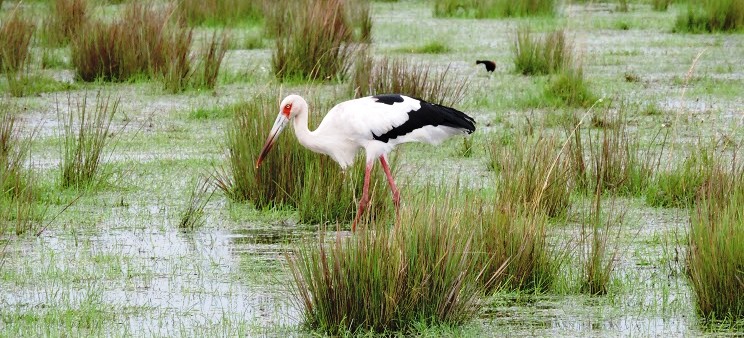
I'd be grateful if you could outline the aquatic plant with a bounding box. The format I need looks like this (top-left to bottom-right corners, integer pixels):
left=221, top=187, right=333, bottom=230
left=271, top=0, right=364, bottom=82
left=652, top=0, right=674, bottom=11
left=645, top=145, right=715, bottom=208
left=434, top=0, right=555, bottom=18
left=0, top=103, right=42, bottom=235
left=675, top=0, right=744, bottom=33
left=543, top=67, right=596, bottom=108
left=566, top=109, right=658, bottom=196
left=59, top=92, right=119, bottom=189
left=0, top=7, right=35, bottom=74
left=177, top=0, right=264, bottom=26
left=287, top=189, right=494, bottom=334
left=41, top=0, right=90, bottom=47
left=488, top=134, right=573, bottom=218
left=513, top=27, right=572, bottom=76
left=688, top=157, right=744, bottom=320
left=579, top=187, right=624, bottom=295
left=191, top=31, right=230, bottom=91
left=178, top=177, right=214, bottom=230
left=351, top=51, right=468, bottom=107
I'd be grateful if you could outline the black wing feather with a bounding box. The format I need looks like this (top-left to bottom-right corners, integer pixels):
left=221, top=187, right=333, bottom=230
left=372, top=97, right=475, bottom=143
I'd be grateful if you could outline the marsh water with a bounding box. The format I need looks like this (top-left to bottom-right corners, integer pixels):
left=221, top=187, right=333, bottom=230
left=2, top=0, right=744, bottom=336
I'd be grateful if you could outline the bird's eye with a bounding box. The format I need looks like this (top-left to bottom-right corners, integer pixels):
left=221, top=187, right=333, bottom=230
left=285, top=104, right=291, bottom=109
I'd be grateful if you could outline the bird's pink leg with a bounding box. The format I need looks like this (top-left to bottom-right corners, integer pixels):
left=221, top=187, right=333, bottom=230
left=379, top=156, right=400, bottom=226
left=352, top=162, right=373, bottom=232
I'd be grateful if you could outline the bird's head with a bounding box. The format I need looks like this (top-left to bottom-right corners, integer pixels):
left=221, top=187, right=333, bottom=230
left=255, top=95, right=307, bottom=168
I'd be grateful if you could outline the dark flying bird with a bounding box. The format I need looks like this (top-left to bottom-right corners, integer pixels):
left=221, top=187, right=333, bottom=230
left=256, top=94, right=476, bottom=231
left=476, top=60, right=496, bottom=72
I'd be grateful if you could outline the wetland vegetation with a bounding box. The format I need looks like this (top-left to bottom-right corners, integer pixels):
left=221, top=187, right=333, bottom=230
left=1, top=0, right=743, bottom=336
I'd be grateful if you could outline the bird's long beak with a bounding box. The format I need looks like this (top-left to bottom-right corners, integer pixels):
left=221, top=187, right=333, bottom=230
left=256, top=114, right=289, bottom=168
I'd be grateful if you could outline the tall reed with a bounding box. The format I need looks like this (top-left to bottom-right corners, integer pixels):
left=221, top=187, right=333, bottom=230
left=566, top=110, right=657, bottom=196
left=513, top=27, right=572, bottom=76
left=489, top=134, right=573, bottom=218
left=475, top=205, right=557, bottom=292
left=0, top=7, right=35, bottom=74
left=688, top=156, right=744, bottom=319
left=287, top=189, right=493, bottom=334
left=191, top=31, right=229, bottom=90
left=351, top=51, right=469, bottom=107
left=71, top=2, right=211, bottom=91
left=271, top=0, right=359, bottom=82
left=675, top=0, right=744, bottom=33
left=178, top=177, right=214, bottom=230
left=1, top=104, right=41, bottom=235
left=646, top=145, right=714, bottom=208
left=59, top=93, right=119, bottom=189
left=42, top=0, right=90, bottom=46
left=579, top=186, right=623, bottom=295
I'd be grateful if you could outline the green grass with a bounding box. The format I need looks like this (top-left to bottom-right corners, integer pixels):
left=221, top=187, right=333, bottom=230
left=434, top=0, right=555, bottom=18
left=674, top=0, right=744, bottom=33
left=59, top=93, right=119, bottom=189
left=70, top=2, right=225, bottom=92
left=542, top=67, right=597, bottom=108
left=0, top=7, right=35, bottom=89
left=0, top=103, right=45, bottom=236
left=513, top=27, right=572, bottom=76
left=270, top=0, right=363, bottom=82
left=645, top=145, right=715, bottom=208
left=41, top=0, right=89, bottom=47
left=688, top=162, right=744, bottom=320
left=177, top=0, right=264, bottom=26
left=287, top=189, right=492, bottom=334
left=398, top=41, right=452, bottom=54
left=579, top=190, right=623, bottom=295
left=489, top=134, right=573, bottom=218
left=566, top=109, right=656, bottom=196
left=178, top=177, right=214, bottom=230
left=652, top=0, right=674, bottom=11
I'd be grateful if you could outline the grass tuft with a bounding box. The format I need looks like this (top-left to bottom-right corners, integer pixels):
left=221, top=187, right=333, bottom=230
left=59, top=93, right=119, bottom=189
left=687, top=155, right=744, bottom=320
left=566, top=110, right=657, bottom=196
left=287, top=189, right=492, bottom=334
left=652, top=0, right=673, bottom=11
left=178, top=177, right=214, bottom=230
left=543, top=67, right=596, bottom=108
left=579, top=188, right=623, bottom=295
left=270, top=0, right=365, bottom=82
left=674, top=0, right=744, bottom=33
left=513, top=27, right=572, bottom=76
left=646, top=145, right=714, bottom=208
left=351, top=51, right=468, bottom=107
left=70, top=2, right=223, bottom=92
left=0, top=7, right=35, bottom=74
left=1, top=103, right=42, bottom=235
left=177, top=0, right=264, bottom=26
left=42, top=0, right=90, bottom=47
left=489, top=134, right=573, bottom=218
left=434, top=0, right=555, bottom=18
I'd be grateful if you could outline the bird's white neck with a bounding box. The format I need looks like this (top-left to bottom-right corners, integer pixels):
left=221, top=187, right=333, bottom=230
left=292, top=104, right=325, bottom=154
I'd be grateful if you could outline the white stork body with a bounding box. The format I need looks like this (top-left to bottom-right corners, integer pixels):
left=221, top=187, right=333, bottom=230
left=256, top=94, right=476, bottom=231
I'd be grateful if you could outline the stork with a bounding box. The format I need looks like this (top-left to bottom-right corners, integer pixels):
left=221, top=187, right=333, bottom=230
left=255, top=94, right=476, bottom=231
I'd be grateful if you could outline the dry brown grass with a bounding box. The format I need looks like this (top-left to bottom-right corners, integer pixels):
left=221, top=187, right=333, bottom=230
left=0, top=7, right=35, bottom=74
left=42, top=0, right=90, bottom=46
